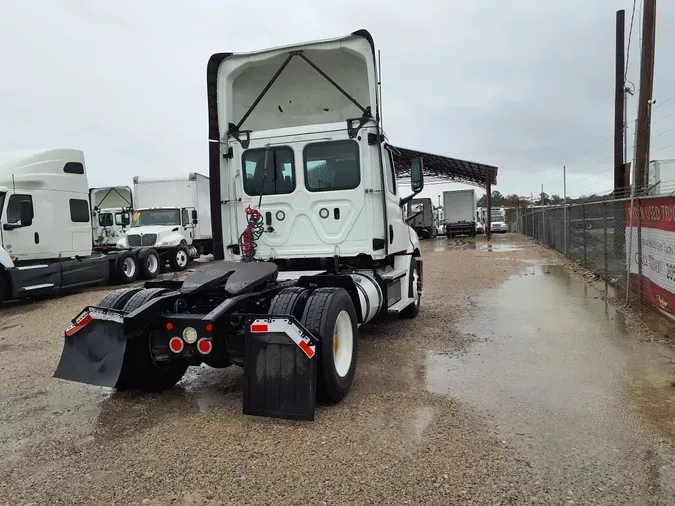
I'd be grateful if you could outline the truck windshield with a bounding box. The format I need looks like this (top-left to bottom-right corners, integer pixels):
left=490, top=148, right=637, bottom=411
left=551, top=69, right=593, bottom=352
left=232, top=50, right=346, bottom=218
left=0, top=192, right=5, bottom=220
left=131, top=209, right=180, bottom=227
left=491, top=215, right=505, bottom=223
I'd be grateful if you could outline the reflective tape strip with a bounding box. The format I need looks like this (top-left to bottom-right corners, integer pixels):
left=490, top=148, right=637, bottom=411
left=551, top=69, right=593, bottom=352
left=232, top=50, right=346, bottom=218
left=65, top=308, right=124, bottom=337
left=250, top=318, right=316, bottom=359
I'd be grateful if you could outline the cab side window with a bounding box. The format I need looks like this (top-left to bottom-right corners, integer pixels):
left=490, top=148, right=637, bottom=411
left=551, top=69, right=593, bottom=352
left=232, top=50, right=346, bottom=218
left=7, top=194, right=33, bottom=224
left=182, top=209, right=190, bottom=227
left=383, top=146, right=397, bottom=195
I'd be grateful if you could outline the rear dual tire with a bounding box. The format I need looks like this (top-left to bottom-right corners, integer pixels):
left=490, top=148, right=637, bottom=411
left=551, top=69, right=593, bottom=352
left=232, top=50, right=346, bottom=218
left=114, top=249, right=161, bottom=284
left=98, top=288, right=188, bottom=393
left=270, top=287, right=358, bottom=404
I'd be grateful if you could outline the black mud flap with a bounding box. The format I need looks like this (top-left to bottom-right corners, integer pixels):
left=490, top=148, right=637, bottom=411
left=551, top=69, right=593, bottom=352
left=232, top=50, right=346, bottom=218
left=243, top=315, right=318, bottom=421
left=53, top=307, right=127, bottom=388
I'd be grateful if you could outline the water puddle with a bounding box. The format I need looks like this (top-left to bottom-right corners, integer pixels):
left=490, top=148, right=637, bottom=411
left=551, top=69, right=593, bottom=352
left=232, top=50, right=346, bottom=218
left=477, top=243, right=523, bottom=252
left=426, top=263, right=675, bottom=500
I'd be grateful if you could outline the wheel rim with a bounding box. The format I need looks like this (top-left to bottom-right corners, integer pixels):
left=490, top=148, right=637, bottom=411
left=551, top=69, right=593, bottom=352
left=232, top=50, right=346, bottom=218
left=176, top=250, right=188, bottom=267
left=123, top=257, right=136, bottom=278
left=333, top=310, right=354, bottom=378
left=147, top=254, right=158, bottom=274
left=412, top=268, right=421, bottom=305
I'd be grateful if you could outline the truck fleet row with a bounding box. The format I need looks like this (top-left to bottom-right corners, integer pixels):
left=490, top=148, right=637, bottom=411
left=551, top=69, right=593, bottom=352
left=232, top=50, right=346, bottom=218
left=0, top=150, right=213, bottom=304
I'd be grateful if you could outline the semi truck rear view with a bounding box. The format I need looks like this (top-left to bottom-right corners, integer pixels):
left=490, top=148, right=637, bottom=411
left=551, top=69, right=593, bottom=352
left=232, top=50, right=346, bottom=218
left=443, top=189, right=477, bottom=237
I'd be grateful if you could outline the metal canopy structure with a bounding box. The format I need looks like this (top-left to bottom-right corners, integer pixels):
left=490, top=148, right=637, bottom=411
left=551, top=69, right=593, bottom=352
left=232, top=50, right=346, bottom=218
left=390, top=145, right=498, bottom=189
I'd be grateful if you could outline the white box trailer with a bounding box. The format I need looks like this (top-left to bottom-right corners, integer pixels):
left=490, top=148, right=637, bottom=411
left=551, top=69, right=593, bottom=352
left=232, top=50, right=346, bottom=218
left=443, top=189, right=477, bottom=237
left=130, top=173, right=212, bottom=256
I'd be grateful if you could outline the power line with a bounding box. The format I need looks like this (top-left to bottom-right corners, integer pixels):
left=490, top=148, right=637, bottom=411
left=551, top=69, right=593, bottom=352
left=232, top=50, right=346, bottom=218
left=625, top=0, right=638, bottom=80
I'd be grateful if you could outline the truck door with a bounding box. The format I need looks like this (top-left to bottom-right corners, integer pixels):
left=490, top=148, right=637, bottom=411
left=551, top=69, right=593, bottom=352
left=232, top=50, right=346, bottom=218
left=183, top=207, right=196, bottom=242
left=1, top=192, right=41, bottom=261
left=238, top=139, right=368, bottom=259
left=383, top=145, right=410, bottom=254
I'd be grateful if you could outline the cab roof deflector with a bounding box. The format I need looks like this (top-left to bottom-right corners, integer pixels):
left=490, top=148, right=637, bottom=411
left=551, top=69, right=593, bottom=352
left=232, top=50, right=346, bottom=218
left=227, top=50, right=372, bottom=148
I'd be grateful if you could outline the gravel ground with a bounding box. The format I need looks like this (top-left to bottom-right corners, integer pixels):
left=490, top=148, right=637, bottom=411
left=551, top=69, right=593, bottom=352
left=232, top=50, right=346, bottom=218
left=1, top=234, right=674, bottom=505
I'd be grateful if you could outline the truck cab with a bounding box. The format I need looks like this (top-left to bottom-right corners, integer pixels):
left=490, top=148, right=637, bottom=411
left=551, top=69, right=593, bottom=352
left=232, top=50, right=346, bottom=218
left=212, top=32, right=421, bottom=268
left=119, top=206, right=198, bottom=251
left=0, top=150, right=110, bottom=301
left=90, top=186, right=133, bottom=247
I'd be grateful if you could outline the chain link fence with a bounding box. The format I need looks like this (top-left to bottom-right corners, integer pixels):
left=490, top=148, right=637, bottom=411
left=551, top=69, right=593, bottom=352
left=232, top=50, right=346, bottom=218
left=514, top=198, right=642, bottom=297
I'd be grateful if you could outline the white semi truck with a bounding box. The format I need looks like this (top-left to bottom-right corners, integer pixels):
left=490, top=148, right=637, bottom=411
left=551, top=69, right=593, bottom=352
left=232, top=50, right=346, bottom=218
left=115, top=174, right=213, bottom=267
left=54, top=30, right=489, bottom=421
left=443, top=189, right=477, bottom=237
left=90, top=186, right=133, bottom=247
left=0, top=150, right=165, bottom=305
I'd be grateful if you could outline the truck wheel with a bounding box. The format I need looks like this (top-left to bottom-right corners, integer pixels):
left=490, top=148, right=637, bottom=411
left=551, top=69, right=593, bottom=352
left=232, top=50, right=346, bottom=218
left=300, top=287, right=357, bottom=403
left=0, top=273, right=8, bottom=306
left=401, top=257, right=422, bottom=319
left=169, top=246, right=190, bottom=272
left=115, top=288, right=188, bottom=392
left=138, top=248, right=160, bottom=279
left=115, top=251, right=138, bottom=284
left=98, top=287, right=142, bottom=310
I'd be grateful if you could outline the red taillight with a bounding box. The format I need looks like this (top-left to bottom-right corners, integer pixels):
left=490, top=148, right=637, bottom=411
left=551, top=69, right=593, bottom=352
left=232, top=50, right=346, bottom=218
left=169, top=337, right=183, bottom=353
left=206, top=323, right=213, bottom=332
left=197, top=338, right=212, bottom=355
left=251, top=323, right=268, bottom=333
left=166, top=322, right=174, bottom=331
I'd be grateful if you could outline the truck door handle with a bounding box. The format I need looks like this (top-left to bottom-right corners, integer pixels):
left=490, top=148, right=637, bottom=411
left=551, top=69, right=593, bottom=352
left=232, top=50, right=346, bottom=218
left=265, top=212, right=272, bottom=226
left=34, top=232, right=40, bottom=244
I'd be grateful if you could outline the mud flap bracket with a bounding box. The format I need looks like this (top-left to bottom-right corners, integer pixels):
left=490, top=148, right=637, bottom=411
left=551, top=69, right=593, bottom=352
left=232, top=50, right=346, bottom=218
left=242, top=315, right=318, bottom=421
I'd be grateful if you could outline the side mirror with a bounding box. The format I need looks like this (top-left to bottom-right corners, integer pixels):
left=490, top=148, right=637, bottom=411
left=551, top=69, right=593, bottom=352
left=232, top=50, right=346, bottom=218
left=121, top=214, right=131, bottom=227
left=191, top=210, right=198, bottom=220
left=19, top=200, right=33, bottom=227
left=410, top=157, right=424, bottom=192
left=192, top=218, right=199, bottom=225
left=399, top=158, right=425, bottom=207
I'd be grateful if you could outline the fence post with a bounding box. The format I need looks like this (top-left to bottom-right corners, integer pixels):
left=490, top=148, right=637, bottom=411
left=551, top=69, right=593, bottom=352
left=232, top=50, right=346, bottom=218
left=543, top=207, right=546, bottom=244
left=583, top=204, right=587, bottom=267
left=603, top=202, right=608, bottom=279
left=637, top=198, right=642, bottom=301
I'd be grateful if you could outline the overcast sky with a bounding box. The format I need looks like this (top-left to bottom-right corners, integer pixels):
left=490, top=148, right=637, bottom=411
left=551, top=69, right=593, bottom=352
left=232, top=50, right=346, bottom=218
left=2, top=0, right=674, bottom=201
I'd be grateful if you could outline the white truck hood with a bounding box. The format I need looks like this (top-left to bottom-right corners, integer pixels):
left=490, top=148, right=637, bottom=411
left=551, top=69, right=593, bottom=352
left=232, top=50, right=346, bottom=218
left=127, top=225, right=179, bottom=236
left=215, top=30, right=377, bottom=134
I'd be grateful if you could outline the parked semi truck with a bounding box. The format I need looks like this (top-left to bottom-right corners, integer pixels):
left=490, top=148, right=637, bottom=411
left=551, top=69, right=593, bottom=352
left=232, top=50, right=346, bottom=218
left=115, top=174, right=213, bottom=269
left=53, top=30, right=490, bottom=421
left=90, top=186, right=133, bottom=247
left=443, top=189, right=477, bottom=237
left=405, top=198, right=437, bottom=239
left=0, top=150, right=165, bottom=305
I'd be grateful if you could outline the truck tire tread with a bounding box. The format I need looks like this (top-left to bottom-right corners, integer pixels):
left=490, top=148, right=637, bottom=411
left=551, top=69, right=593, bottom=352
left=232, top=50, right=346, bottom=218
left=268, top=287, right=310, bottom=317
left=98, top=288, right=143, bottom=310
left=300, top=287, right=357, bottom=403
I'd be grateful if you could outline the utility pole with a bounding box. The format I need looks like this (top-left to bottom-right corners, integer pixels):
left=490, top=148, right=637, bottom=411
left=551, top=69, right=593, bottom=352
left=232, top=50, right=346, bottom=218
left=540, top=184, right=545, bottom=205
left=563, top=165, right=567, bottom=254
left=614, top=9, right=626, bottom=197
left=634, top=0, right=657, bottom=190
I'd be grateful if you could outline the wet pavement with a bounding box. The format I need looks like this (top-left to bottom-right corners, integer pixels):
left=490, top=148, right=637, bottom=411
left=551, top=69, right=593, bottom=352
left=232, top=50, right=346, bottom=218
left=2, top=235, right=675, bottom=505
left=427, top=258, right=675, bottom=503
